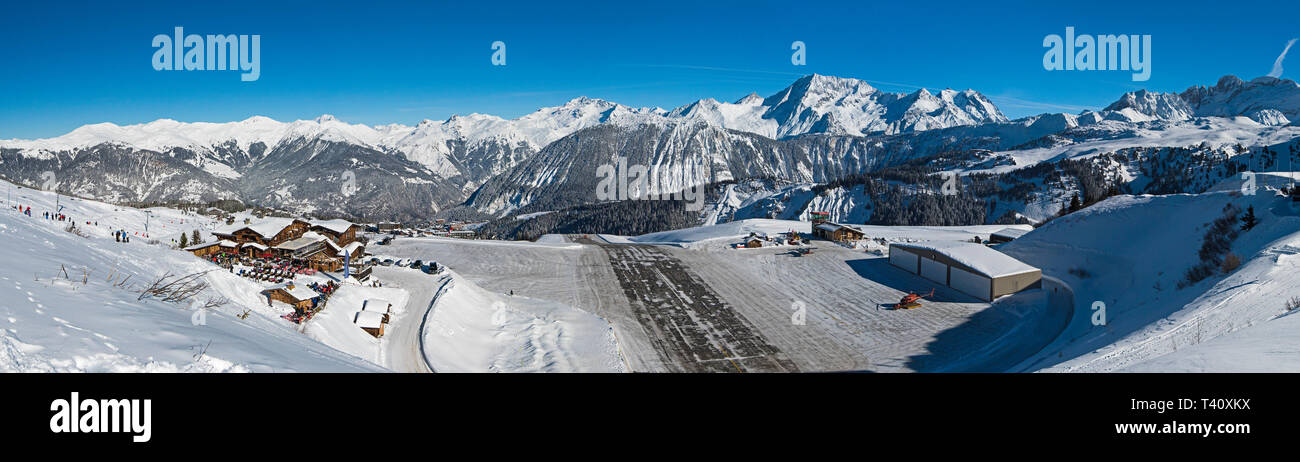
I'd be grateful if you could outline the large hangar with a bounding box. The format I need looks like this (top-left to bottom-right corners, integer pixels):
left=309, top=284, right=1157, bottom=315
left=888, top=241, right=1041, bottom=302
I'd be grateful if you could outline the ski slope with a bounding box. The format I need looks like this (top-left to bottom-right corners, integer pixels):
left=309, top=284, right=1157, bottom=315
left=0, top=180, right=381, bottom=372
left=1001, top=174, right=1300, bottom=372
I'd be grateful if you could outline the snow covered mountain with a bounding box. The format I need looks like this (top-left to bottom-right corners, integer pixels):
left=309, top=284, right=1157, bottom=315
left=1104, top=75, right=1300, bottom=125
left=5, top=73, right=1300, bottom=227
left=669, top=74, right=1007, bottom=138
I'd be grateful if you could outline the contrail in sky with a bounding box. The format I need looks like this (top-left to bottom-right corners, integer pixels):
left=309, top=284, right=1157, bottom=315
left=1268, top=38, right=1298, bottom=78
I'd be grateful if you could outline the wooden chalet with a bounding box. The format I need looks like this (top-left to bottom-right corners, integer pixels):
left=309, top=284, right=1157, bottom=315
left=261, top=283, right=320, bottom=311
left=309, top=219, right=361, bottom=246
left=813, top=223, right=865, bottom=242
left=212, top=218, right=311, bottom=248
left=274, top=232, right=345, bottom=271
left=184, top=241, right=223, bottom=257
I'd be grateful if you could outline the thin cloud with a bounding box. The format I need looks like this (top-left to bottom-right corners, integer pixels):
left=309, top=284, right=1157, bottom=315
left=1268, top=38, right=1298, bottom=78
left=987, top=94, right=1094, bottom=114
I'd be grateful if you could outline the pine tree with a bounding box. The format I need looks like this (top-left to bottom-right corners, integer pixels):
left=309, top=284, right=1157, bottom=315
left=179, top=232, right=188, bottom=248
left=191, top=229, right=203, bottom=244
left=1069, top=193, right=1082, bottom=212
left=1241, top=205, right=1259, bottom=231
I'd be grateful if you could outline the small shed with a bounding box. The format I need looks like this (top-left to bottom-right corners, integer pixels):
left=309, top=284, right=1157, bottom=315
left=744, top=237, right=764, bottom=248
left=361, top=299, right=393, bottom=323
left=261, top=283, right=320, bottom=311
left=354, top=311, right=386, bottom=338
left=989, top=227, right=1029, bottom=244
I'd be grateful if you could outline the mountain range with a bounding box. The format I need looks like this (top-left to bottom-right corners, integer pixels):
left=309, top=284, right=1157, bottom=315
left=3, top=73, right=1300, bottom=227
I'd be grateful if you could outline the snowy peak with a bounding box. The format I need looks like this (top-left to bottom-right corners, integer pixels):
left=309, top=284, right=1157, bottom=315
left=1, top=73, right=1011, bottom=178
left=1180, top=75, right=1300, bottom=121
left=759, top=74, right=1007, bottom=137
left=1105, top=75, right=1300, bottom=125
left=734, top=92, right=764, bottom=105
left=1103, top=89, right=1195, bottom=122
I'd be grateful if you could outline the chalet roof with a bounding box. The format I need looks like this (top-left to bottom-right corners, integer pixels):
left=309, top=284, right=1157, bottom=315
left=338, top=241, right=364, bottom=257
left=263, top=284, right=319, bottom=302
left=991, top=228, right=1030, bottom=239
left=240, top=242, right=269, bottom=250
left=319, top=236, right=343, bottom=252
left=275, top=233, right=328, bottom=252
left=218, top=239, right=239, bottom=248
left=310, top=219, right=356, bottom=234
left=183, top=241, right=220, bottom=251
left=354, top=311, right=385, bottom=329
left=362, top=299, right=391, bottom=313
left=816, top=223, right=861, bottom=233
left=215, top=217, right=303, bottom=239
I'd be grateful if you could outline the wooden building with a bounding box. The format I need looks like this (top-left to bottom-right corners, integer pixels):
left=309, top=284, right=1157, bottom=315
left=185, top=241, right=223, bottom=257
left=310, top=219, right=361, bottom=246
left=813, top=223, right=865, bottom=242
left=361, top=299, right=392, bottom=324
left=212, top=218, right=311, bottom=248
left=275, top=233, right=344, bottom=271
left=338, top=241, right=366, bottom=261
left=354, top=311, right=386, bottom=338
left=261, top=283, right=320, bottom=312
left=239, top=242, right=270, bottom=258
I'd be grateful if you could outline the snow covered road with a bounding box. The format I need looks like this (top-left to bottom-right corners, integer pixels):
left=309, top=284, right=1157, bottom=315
left=371, top=267, right=440, bottom=373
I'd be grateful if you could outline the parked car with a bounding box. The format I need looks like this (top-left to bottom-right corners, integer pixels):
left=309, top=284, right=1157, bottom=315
left=410, top=259, right=423, bottom=269
left=381, top=259, right=394, bottom=266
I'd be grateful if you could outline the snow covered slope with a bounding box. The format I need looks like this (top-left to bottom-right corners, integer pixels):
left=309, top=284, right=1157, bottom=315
left=1000, top=177, right=1300, bottom=372
left=0, top=181, right=382, bottom=372
left=753, top=74, right=1007, bottom=137
left=419, top=270, right=625, bottom=373
left=1105, top=75, right=1300, bottom=125
left=0, top=74, right=1008, bottom=182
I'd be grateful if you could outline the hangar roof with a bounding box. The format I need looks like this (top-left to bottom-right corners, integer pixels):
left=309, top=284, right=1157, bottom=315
left=891, top=241, right=1038, bottom=279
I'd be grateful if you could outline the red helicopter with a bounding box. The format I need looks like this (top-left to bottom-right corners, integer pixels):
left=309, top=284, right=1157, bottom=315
left=894, top=288, right=935, bottom=310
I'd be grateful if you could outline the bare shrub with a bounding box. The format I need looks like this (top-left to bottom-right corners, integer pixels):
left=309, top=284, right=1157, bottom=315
left=138, top=271, right=213, bottom=303
left=202, top=296, right=229, bottom=310
left=1221, top=253, right=1242, bottom=273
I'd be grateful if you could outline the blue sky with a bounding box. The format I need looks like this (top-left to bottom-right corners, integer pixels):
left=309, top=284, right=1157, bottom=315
left=2, top=0, right=1298, bottom=138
